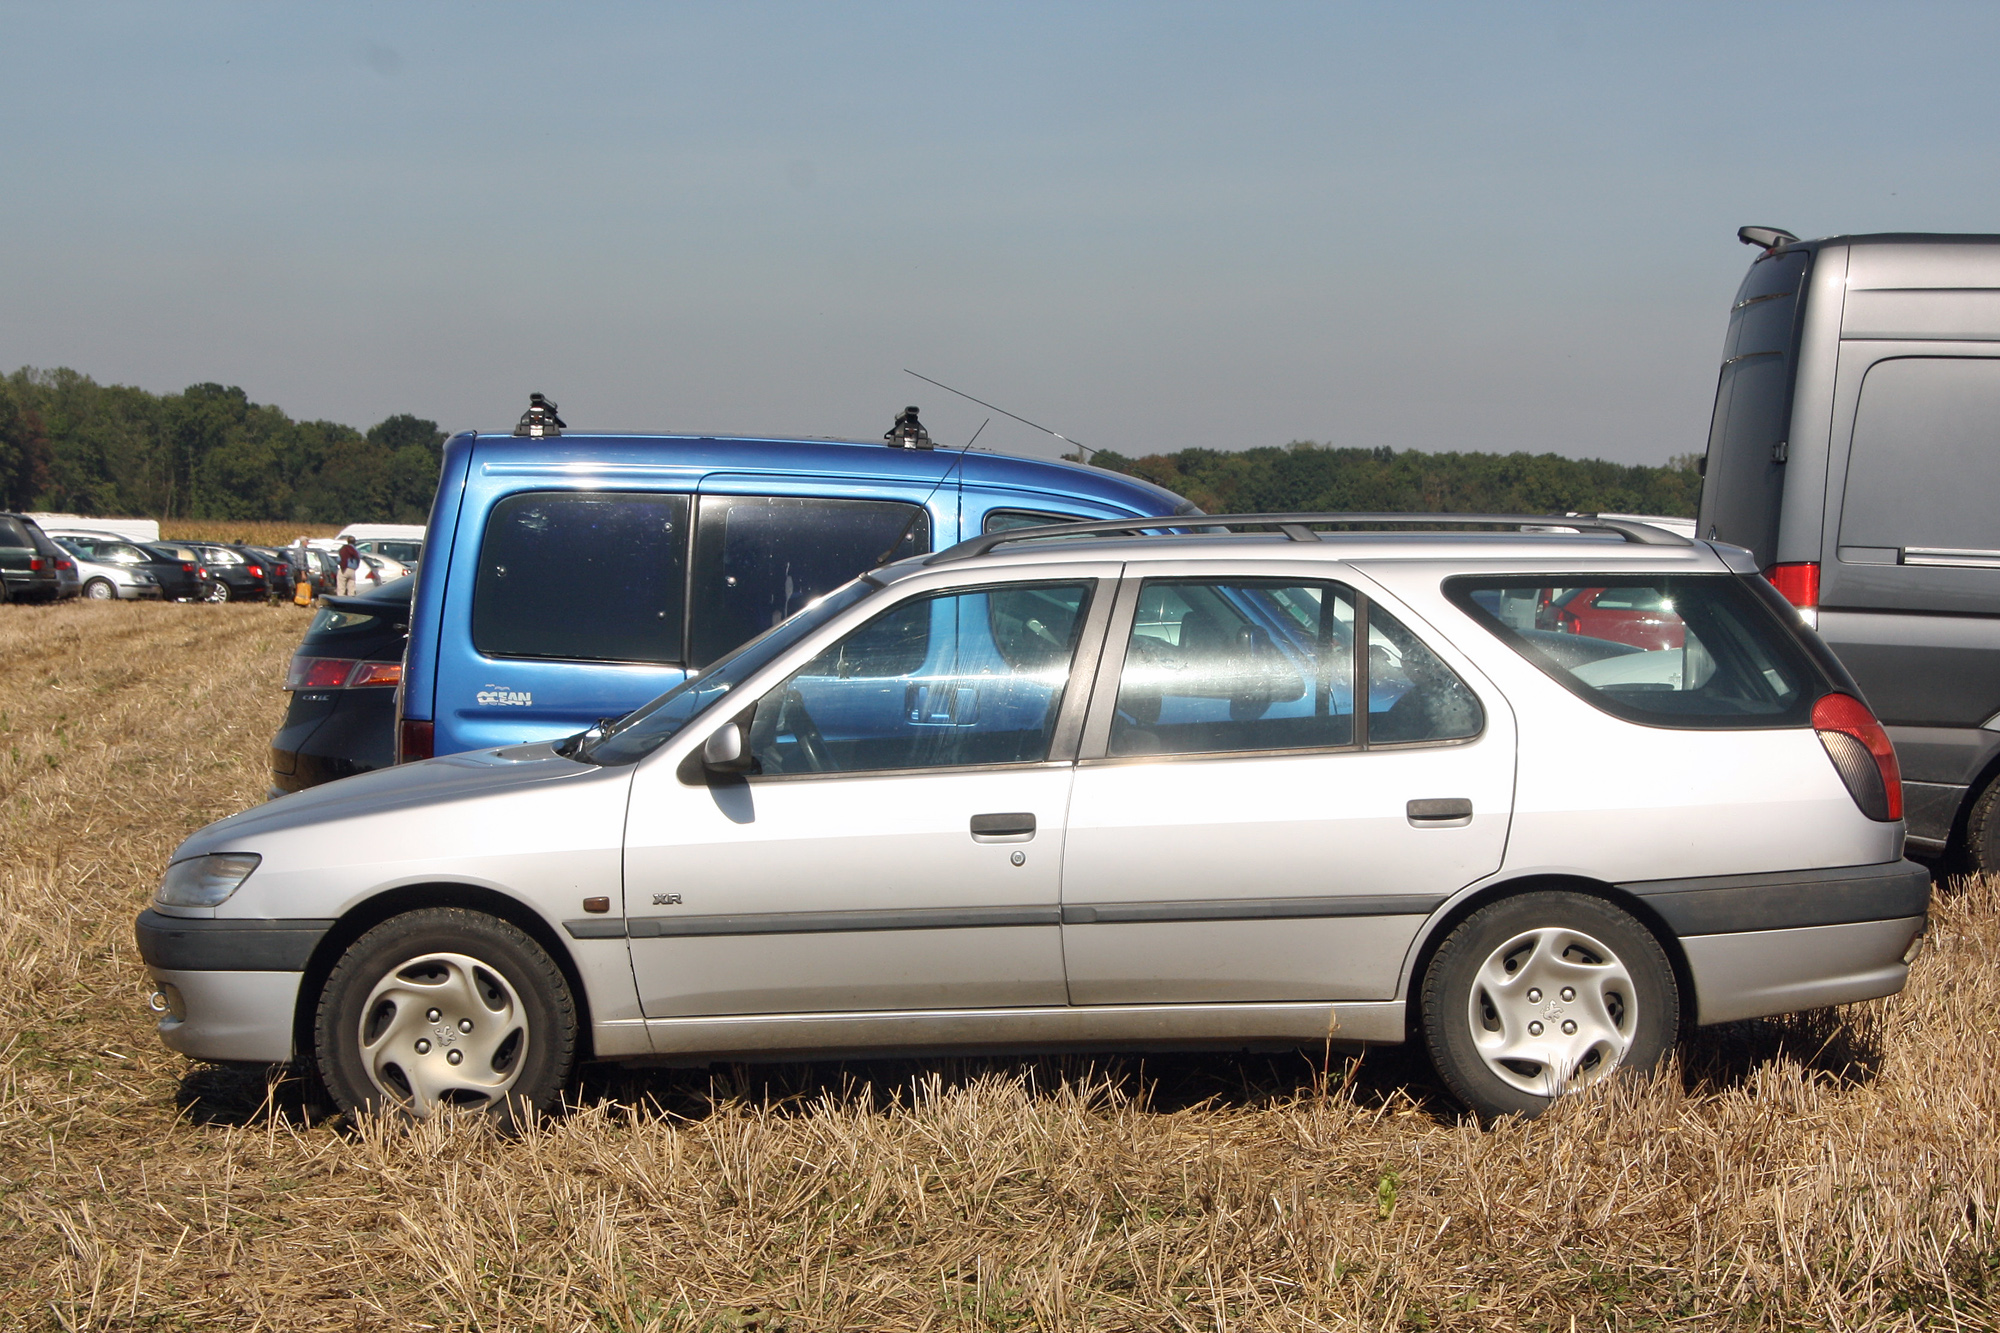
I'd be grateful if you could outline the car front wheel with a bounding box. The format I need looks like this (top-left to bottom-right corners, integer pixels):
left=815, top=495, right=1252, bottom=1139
left=84, top=578, right=117, bottom=600
left=314, top=908, right=577, bottom=1126
left=1419, top=890, right=1678, bottom=1121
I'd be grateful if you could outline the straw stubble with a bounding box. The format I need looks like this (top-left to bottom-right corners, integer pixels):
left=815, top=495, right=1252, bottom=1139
left=0, top=599, right=1993, bottom=1330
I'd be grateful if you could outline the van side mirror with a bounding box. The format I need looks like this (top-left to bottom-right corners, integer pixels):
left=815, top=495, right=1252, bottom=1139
left=702, top=722, right=753, bottom=773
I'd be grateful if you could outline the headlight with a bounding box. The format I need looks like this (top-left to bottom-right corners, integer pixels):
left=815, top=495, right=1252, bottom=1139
left=156, top=853, right=261, bottom=908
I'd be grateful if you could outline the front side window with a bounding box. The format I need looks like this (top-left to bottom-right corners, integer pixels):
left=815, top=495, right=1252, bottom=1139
left=1110, top=580, right=1357, bottom=757
left=1448, top=574, right=1816, bottom=728
left=749, top=582, right=1091, bottom=775
left=473, top=491, right=690, bottom=664
left=687, top=496, right=930, bottom=668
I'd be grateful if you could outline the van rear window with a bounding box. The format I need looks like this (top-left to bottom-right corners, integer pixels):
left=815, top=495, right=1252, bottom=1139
left=1445, top=574, right=1817, bottom=729
left=473, top=491, right=690, bottom=664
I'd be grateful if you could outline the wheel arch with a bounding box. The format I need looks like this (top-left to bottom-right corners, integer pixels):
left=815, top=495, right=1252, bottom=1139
left=292, top=882, right=597, bottom=1066
left=1397, top=873, right=1696, bottom=1041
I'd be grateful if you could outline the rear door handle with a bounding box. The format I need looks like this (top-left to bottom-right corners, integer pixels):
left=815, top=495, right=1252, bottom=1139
left=1407, top=798, right=1473, bottom=827
left=971, top=812, right=1036, bottom=842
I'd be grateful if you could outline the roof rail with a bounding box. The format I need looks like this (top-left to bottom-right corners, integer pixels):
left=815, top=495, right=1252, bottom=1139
left=923, top=511, right=1693, bottom=566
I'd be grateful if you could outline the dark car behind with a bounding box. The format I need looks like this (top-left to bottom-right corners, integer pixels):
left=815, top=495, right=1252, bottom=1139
left=0, top=513, right=63, bottom=603
left=269, top=576, right=411, bottom=795
left=140, top=542, right=220, bottom=601
left=191, top=543, right=272, bottom=601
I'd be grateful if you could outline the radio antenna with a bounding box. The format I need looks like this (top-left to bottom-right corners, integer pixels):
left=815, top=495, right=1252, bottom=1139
left=903, top=369, right=1098, bottom=459
left=875, top=415, right=989, bottom=567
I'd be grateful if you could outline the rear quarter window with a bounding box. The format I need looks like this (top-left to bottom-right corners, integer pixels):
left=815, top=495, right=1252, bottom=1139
left=473, top=491, right=691, bottom=664
left=1446, top=574, right=1820, bottom=729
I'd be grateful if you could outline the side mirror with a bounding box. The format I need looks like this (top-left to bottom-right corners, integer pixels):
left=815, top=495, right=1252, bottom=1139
left=701, top=722, right=753, bottom=773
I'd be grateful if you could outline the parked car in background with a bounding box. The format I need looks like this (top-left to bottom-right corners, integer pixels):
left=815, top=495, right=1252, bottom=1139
left=48, top=532, right=202, bottom=601
left=143, top=543, right=222, bottom=601
left=189, top=544, right=272, bottom=602
left=35, top=528, right=82, bottom=600
left=269, top=577, right=411, bottom=797
left=144, top=513, right=1927, bottom=1125
left=55, top=538, right=163, bottom=600
left=354, top=537, right=422, bottom=569
left=0, top=513, right=63, bottom=603
left=395, top=408, right=1200, bottom=763
left=1699, top=227, right=2000, bottom=868
left=1536, top=585, right=1688, bottom=651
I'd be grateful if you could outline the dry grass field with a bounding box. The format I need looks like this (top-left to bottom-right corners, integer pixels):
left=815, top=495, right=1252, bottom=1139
left=1, top=599, right=1997, bottom=1331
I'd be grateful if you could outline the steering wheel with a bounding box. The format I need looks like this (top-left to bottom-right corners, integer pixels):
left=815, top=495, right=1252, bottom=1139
left=780, top=690, right=833, bottom=772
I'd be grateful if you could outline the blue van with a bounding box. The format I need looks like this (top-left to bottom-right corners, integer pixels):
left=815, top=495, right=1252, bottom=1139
left=399, top=426, right=1198, bottom=761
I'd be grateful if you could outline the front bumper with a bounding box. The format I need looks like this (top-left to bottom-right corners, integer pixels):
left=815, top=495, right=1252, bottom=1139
left=135, top=910, right=334, bottom=1063
left=1624, top=860, right=1931, bottom=1025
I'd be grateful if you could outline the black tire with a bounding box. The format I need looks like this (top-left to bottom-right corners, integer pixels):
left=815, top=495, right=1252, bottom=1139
left=1961, top=777, right=2000, bottom=877
left=314, top=908, right=577, bottom=1127
left=83, top=578, right=116, bottom=601
left=1420, top=891, right=1678, bottom=1121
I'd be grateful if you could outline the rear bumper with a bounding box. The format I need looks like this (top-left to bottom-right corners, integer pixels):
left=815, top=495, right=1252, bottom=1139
left=1621, top=860, right=1931, bottom=1025
left=1681, top=916, right=1926, bottom=1025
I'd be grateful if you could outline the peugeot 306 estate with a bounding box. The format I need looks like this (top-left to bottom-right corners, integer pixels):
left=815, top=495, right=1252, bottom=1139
left=139, top=515, right=1929, bottom=1123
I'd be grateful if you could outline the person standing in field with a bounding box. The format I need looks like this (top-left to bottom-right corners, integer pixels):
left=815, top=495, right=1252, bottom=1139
left=337, top=539, right=361, bottom=597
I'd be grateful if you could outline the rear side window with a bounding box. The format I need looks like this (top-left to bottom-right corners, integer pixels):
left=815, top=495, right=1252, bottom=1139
left=1447, top=574, right=1817, bottom=729
left=983, top=509, right=1085, bottom=534
left=1839, top=357, right=2000, bottom=556
left=473, top=491, right=690, bottom=664
left=0, top=518, right=33, bottom=546
left=687, top=496, right=929, bottom=668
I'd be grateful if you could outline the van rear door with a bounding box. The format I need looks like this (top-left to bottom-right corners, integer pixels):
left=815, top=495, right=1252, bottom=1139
left=1700, top=247, right=1810, bottom=564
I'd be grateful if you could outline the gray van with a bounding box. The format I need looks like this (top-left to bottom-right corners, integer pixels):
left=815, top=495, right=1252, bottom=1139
left=1699, top=227, right=2000, bottom=869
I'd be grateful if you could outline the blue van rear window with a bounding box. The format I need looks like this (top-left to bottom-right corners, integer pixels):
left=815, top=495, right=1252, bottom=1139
left=473, top=491, right=690, bottom=664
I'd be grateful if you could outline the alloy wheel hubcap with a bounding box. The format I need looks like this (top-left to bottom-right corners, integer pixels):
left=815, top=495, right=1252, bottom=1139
left=1467, top=925, right=1636, bottom=1096
left=357, top=951, right=529, bottom=1116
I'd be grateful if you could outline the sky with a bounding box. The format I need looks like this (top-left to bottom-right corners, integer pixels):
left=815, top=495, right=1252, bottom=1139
left=4, top=2, right=1999, bottom=467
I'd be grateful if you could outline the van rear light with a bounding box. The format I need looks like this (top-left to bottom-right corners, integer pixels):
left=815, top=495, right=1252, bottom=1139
left=398, top=718, right=434, bottom=763
left=1765, top=562, right=1820, bottom=628
left=1813, top=692, right=1902, bottom=821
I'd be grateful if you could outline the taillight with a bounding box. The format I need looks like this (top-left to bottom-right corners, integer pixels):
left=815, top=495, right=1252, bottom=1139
left=1558, top=609, right=1581, bottom=635
left=181, top=562, right=196, bottom=573
left=287, top=657, right=357, bottom=690
left=28, top=557, right=42, bottom=572
left=248, top=565, right=263, bottom=578
left=1813, top=692, right=1902, bottom=822
left=398, top=718, right=434, bottom=763
left=1765, top=562, right=1820, bottom=629
left=285, top=658, right=403, bottom=689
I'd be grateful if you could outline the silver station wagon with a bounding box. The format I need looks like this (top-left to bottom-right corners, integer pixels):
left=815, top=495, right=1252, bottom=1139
left=137, top=515, right=1930, bottom=1122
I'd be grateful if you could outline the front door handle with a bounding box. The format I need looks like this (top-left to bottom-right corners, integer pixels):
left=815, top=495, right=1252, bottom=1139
left=1407, top=798, right=1473, bottom=827
left=971, top=812, right=1036, bottom=842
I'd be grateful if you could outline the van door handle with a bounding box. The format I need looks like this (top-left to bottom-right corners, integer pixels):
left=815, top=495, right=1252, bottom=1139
left=970, top=812, right=1036, bottom=842
left=1407, top=798, right=1473, bottom=827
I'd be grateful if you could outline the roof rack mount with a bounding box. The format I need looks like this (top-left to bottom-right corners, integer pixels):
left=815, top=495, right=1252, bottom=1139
left=924, top=511, right=1694, bottom=566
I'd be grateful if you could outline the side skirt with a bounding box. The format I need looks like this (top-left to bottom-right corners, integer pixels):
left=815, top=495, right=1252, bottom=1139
left=621, top=1000, right=1407, bottom=1064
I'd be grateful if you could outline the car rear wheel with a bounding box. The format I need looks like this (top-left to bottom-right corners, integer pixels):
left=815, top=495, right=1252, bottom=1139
left=315, top=908, right=577, bottom=1127
left=1419, top=891, right=1677, bottom=1121
left=1960, top=776, right=2000, bottom=876
left=84, top=578, right=116, bottom=600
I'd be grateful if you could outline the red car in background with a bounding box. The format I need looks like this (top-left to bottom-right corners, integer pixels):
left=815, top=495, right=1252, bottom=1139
left=1537, top=585, right=1686, bottom=651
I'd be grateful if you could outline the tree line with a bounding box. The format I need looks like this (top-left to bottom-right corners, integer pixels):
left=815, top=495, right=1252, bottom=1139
left=0, top=366, right=1703, bottom=524
left=1088, top=443, right=1702, bottom=519
left=0, top=367, right=445, bottom=523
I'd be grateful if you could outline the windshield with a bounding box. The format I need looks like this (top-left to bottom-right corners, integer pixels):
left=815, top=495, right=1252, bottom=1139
left=581, top=579, right=878, bottom=765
